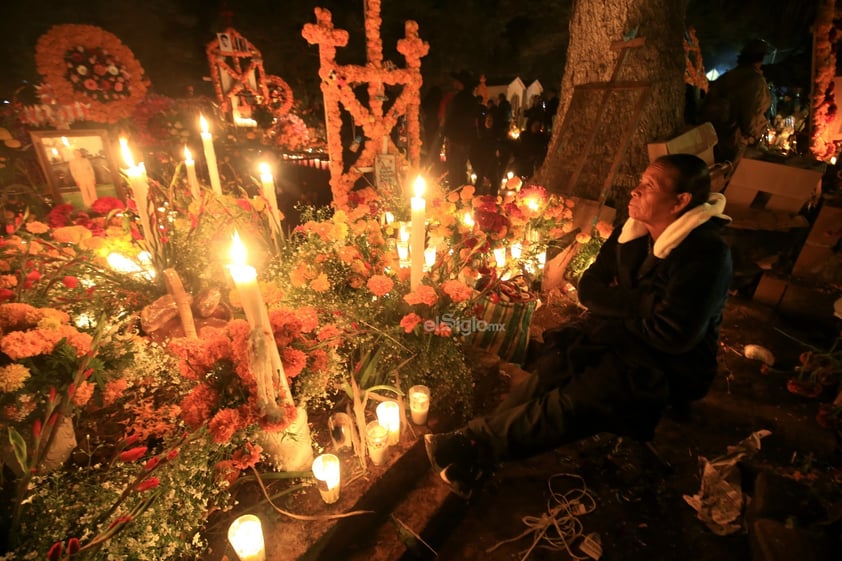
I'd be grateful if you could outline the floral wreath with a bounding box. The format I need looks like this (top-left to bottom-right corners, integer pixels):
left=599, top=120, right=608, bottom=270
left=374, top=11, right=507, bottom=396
left=35, top=24, right=148, bottom=124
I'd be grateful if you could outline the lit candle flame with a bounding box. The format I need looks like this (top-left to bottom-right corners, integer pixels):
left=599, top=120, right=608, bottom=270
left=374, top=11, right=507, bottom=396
left=258, top=162, right=271, bottom=176
left=119, top=138, right=135, bottom=167
left=200, top=114, right=209, bottom=134
left=184, top=146, right=193, bottom=163
left=230, top=231, right=247, bottom=266
left=61, top=136, right=70, bottom=147
left=463, top=212, right=475, bottom=227
left=412, top=175, right=426, bottom=199
left=525, top=197, right=540, bottom=212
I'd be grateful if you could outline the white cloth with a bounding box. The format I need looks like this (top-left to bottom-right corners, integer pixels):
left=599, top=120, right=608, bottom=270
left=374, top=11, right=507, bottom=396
left=618, top=193, right=731, bottom=259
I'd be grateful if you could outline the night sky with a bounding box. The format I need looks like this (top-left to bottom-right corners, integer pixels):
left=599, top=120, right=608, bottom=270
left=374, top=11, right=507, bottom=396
left=0, top=0, right=819, bottom=106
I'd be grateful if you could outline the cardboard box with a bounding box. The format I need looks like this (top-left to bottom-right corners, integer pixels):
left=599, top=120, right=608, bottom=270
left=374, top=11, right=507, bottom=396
left=647, top=122, right=718, bottom=166
left=724, top=156, right=823, bottom=214
left=792, top=204, right=842, bottom=279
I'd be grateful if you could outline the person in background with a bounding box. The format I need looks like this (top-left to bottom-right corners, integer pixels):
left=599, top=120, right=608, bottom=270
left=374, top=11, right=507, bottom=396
left=543, top=88, right=560, bottom=132
left=513, top=119, right=549, bottom=179
left=442, top=70, right=481, bottom=187
left=68, top=149, right=98, bottom=207
left=698, top=39, right=772, bottom=163
left=471, top=112, right=501, bottom=195
left=425, top=154, right=733, bottom=499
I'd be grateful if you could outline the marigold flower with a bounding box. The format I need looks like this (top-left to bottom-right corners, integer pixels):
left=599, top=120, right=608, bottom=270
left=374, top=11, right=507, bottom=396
left=0, top=363, right=30, bottom=392
left=400, top=313, right=423, bottom=333
left=403, top=285, right=438, bottom=307
left=24, top=221, right=49, bottom=235
left=367, top=274, right=394, bottom=297
left=281, top=347, right=307, bottom=378
left=441, top=280, right=474, bottom=303
left=309, top=273, right=330, bottom=292
left=71, top=381, right=95, bottom=407
left=209, top=409, right=240, bottom=443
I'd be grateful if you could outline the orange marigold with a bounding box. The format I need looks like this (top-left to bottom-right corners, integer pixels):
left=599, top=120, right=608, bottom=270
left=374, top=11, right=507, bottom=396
left=403, top=285, right=438, bottom=307
left=366, top=274, right=394, bottom=297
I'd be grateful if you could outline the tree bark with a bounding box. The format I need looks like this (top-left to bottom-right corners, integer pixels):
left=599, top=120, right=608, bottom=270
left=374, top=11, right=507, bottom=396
left=536, top=0, right=689, bottom=219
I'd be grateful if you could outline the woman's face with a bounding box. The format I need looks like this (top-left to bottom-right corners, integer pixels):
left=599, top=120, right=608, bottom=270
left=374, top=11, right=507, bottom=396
left=628, top=162, right=683, bottom=227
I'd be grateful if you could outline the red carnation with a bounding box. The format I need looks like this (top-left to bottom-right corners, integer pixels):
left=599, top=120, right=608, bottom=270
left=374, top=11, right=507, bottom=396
left=119, top=446, right=148, bottom=463
left=62, top=276, right=79, bottom=289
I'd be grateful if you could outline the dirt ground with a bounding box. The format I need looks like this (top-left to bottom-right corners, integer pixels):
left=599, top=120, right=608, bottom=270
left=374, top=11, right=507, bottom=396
left=427, top=295, right=842, bottom=561
left=205, top=294, right=841, bottom=561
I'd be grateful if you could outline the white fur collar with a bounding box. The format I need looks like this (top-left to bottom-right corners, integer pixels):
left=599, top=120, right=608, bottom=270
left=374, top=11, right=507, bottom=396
left=617, top=193, right=730, bottom=258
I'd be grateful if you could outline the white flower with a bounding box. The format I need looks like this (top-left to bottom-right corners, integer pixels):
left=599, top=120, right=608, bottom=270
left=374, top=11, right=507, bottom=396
left=107, top=65, right=119, bottom=76
left=76, top=65, right=88, bottom=76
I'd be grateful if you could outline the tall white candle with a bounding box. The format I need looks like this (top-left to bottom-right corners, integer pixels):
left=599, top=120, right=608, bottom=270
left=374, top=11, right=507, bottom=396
left=199, top=115, right=223, bottom=195
left=258, top=162, right=280, bottom=226
left=227, top=231, right=293, bottom=409
left=409, top=175, right=426, bottom=290
left=184, top=146, right=200, bottom=201
left=119, top=138, right=153, bottom=246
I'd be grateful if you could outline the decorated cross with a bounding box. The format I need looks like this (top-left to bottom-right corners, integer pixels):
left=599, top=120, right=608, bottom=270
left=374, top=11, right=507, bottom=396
left=302, top=1, right=429, bottom=211
left=207, top=28, right=294, bottom=124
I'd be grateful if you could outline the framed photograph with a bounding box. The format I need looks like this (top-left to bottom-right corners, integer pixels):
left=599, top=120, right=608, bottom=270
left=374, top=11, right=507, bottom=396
left=218, top=32, right=234, bottom=54
left=30, top=129, right=124, bottom=208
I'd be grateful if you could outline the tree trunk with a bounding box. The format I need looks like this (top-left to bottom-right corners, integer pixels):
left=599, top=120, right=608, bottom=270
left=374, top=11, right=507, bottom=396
left=536, top=0, right=689, bottom=219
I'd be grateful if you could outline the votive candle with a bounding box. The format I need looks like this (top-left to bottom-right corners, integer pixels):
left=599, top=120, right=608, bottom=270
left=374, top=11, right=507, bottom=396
left=376, top=401, right=401, bottom=445
left=227, top=515, right=265, bottom=561
left=366, top=421, right=389, bottom=466
left=312, top=453, right=341, bottom=504
left=408, top=385, right=430, bottom=425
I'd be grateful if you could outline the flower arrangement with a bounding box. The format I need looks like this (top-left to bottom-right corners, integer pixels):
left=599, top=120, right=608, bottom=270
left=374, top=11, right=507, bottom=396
left=565, top=219, right=615, bottom=281
left=35, top=24, right=148, bottom=124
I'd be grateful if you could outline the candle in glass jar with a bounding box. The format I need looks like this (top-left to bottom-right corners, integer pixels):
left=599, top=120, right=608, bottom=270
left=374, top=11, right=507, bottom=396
left=227, top=515, right=265, bottom=561
left=366, top=421, right=389, bottom=466
left=376, top=401, right=400, bottom=445
left=312, top=454, right=341, bottom=504
left=408, top=385, right=430, bottom=425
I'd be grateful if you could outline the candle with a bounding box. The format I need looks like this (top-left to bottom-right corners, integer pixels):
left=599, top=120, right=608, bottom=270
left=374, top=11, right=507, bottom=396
left=408, top=385, right=430, bottom=425
left=424, top=246, right=437, bottom=270
left=258, top=162, right=280, bottom=227
left=493, top=247, right=507, bottom=269
left=396, top=241, right=410, bottom=266
left=312, top=453, right=341, bottom=504
left=366, top=421, right=389, bottom=466
left=199, top=115, right=223, bottom=195
left=398, top=223, right=410, bottom=243
left=384, top=211, right=395, bottom=225
left=227, top=231, right=294, bottom=412
left=227, top=515, right=265, bottom=561
left=409, top=175, right=426, bottom=290
left=463, top=212, right=474, bottom=228
left=119, top=138, right=153, bottom=245
left=184, top=146, right=200, bottom=201
left=510, top=242, right=523, bottom=260
left=227, top=231, right=265, bottom=329
left=376, top=401, right=400, bottom=445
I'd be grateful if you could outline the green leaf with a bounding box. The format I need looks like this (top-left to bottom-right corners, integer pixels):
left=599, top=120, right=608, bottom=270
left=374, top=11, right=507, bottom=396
left=7, top=427, right=28, bottom=473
